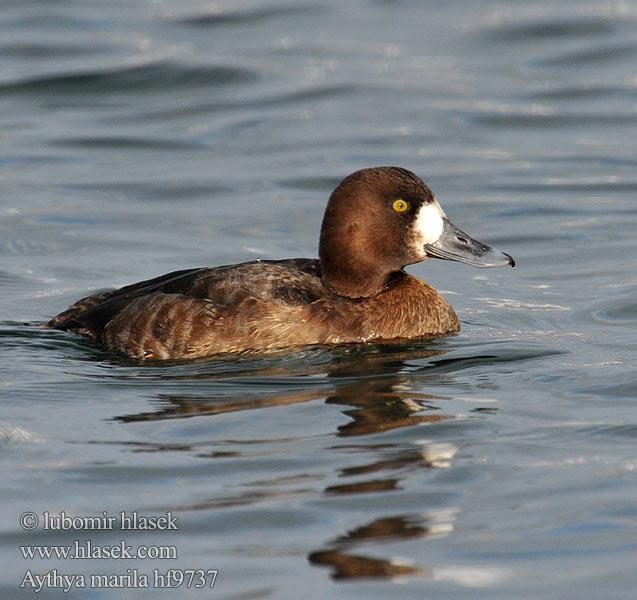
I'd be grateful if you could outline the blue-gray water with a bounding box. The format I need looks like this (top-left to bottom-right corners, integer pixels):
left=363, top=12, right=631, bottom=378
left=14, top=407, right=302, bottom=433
left=2, top=1, right=637, bottom=598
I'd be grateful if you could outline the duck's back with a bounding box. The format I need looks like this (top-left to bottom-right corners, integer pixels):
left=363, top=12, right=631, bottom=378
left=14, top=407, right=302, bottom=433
left=47, top=259, right=328, bottom=358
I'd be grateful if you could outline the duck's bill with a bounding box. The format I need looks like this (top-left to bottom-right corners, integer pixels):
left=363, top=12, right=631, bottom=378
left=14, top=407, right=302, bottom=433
left=424, top=217, right=515, bottom=268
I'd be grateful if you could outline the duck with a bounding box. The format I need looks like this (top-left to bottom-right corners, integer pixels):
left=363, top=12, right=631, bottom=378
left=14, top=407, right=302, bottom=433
left=46, top=167, right=514, bottom=359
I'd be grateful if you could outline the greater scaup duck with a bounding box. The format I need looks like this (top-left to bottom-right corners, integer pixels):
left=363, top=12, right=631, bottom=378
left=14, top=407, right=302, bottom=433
left=47, top=167, right=514, bottom=359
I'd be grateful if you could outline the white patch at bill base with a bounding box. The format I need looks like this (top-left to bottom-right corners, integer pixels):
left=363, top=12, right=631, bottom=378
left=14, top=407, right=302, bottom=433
left=412, top=201, right=445, bottom=247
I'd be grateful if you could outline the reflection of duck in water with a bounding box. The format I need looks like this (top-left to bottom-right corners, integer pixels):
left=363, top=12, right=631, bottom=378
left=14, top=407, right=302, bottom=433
left=115, top=343, right=450, bottom=425
left=47, top=167, right=514, bottom=359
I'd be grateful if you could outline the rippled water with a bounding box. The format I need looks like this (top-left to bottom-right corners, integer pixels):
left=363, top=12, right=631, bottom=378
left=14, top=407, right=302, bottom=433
left=2, top=1, right=637, bottom=598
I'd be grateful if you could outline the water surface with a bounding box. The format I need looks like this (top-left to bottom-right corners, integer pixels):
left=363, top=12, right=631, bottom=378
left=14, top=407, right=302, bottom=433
left=2, top=1, right=637, bottom=598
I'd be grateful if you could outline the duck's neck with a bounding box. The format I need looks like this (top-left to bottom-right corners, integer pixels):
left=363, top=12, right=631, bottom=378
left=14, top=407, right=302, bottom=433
left=319, top=247, right=402, bottom=298
left=322, top=268, right=394, bottom=299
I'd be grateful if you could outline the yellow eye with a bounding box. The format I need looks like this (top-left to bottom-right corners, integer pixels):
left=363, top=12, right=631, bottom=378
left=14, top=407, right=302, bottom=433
left=393, top=199, right=408, bottom=212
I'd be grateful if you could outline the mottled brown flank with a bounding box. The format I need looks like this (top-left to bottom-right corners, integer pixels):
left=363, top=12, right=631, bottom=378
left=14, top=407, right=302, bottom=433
left=46, top=167, right=462, bottom=359
left=47, top=260, right=458, bottom=359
